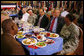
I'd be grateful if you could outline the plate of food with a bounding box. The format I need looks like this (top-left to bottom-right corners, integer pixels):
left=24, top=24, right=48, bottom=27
left=37, top=35, right=46, bottom=41
left=49, top=33, right=59, bottom=38
left=45, top=39, right=55, bottom=44
left=33, top=28, right=40, bottom=33
left=16, top=35, right=25, bottom=39
left=33, top=26, right=39, bottom=29
left=40, top=32, right=46, bottom=35
left=35, top=42, right=47, bottom=48
left=17, top=31, right=23, bottom=35
left=27, top=23, right=32, bottom=26
left=25, top=34, right=32, bottom=38
left=39, top=28, right=45, bottom=32
left=22, top=38, right=37, bottom=45
left=45, top=32, right=51, bottom=37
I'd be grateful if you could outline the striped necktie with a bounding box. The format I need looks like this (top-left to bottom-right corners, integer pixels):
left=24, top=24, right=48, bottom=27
left=49, top=17, right=56, bottom=32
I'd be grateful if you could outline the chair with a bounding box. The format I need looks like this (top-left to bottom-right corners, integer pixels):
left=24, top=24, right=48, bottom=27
left=78, top=27, right=83, bottom=39
left=66, top=27, right=83, bottom=55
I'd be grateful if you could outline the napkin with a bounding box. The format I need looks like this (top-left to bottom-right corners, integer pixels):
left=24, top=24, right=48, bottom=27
left=28, top=45, right=38, bottom=49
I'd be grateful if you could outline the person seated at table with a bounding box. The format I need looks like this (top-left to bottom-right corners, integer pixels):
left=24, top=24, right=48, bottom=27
left=1, top=11, right=9, bottom=35
left=11, top=8, right=17, bottom=14
left=27, top=9, right=37, bottom=25
left=34, top=9, right=49, bottom=29
left=21, top=7, right=30, bottom=22
left=46, top=9, right=65, bottom=34
left=1, top=19, right=26, bottom=55
left=44, top=7, right=48, bottom=13
left=57, top=14, right=80, bottom=55
left=46, top=11, right=51, bottom=21
left=4, top=8, right=9, bottom=15
left=17, top=7, right=23, bottom=20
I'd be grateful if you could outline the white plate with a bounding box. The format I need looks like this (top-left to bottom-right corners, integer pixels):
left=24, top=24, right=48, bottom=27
left=37, top=35, right=46, bottom=41
left=49, top=33, right=59, bottom=38
left=16, top=35, right=25, bottom=39
left=45, top=39, right=55, bottom=44
left=35, top=42, right=47, bottom=48
left=22, top=38, right=37, bottom=45
left=39, top=28, right=45, bottom=31
left=17, top=31, right=23, bottom=35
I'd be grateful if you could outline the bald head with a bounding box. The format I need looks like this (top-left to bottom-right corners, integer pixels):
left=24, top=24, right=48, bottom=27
left=2, top=19, right=18, bottom=35
left=53, top=9, right=60, bottom=17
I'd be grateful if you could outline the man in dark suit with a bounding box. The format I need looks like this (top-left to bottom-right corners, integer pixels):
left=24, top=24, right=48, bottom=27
left=18, top=7, right=23, bottom=20
left=34, top=9, right=49, bottom=29
left=46, top=9, right=65, bottom=34
left=1, top=19, right=26, bottom=55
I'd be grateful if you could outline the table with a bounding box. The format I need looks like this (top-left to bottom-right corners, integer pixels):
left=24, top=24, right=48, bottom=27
left=9, top=14, right=18, bottom=20
left=15, top=32, right=63, bottom=55
left=9, top=14, right=18, bottom=17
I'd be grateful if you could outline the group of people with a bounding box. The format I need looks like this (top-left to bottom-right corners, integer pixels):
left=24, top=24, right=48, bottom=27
left=1, top=3, right=83, bottom=55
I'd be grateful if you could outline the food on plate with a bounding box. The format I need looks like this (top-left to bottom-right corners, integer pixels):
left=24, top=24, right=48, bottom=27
left=34, top=26, right=39, bottom=28
left=33, top=28, right=45, bottom=32
left=33, top=28, right=40, bottom=33
left=46, top=32, right=50, bottom=37
left=22, top=38, right=37, bottom=45
left=37, top=35, right=42, bottom=39
left=37, top=35, right=46, bottom=41
left=17, top=31, right=23, bottom=35
left=22, top=39, right=31, bottom=44
left=29, top=38, right=36, bottom=43
left=34, top=32, right=39, bottom=36
left=49, top=33, right=59, bottom=38
left=27, top=23, right=32, bottom=26
left=39, top=28, right=45, bottom=31
left=40, top=32, right=46, bottom=35
left=17, top=35, right=24, bottom=38
left=45, top=39, right=55, bottom=44
left=36, top=42, right=46, bottom=47
left=25, top=34, right=32, bottom=37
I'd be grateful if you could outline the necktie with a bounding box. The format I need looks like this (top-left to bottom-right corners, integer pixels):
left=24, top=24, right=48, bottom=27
left=49, top=17, right=56, bottom=32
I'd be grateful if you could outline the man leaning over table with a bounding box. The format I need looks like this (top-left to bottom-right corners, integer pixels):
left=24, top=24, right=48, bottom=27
left=46, top=9, right=65, bottom=34
left=1, top=11, right=9, bottom=35
left=1, top=19, right=26, bottom=55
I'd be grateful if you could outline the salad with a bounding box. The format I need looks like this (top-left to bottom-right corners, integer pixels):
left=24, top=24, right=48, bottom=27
left=36, top=42, right=46, bottom=48
left=16, top=35, right=24, bottom=38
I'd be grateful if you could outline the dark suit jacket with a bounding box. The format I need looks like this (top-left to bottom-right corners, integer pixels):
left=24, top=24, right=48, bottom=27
left=18, top=10, right=23, bottom=20
left=34, top=14, right=49, bottom=29
left=46, top=16, right=65, bottom=34
left=1, top=33, right=26, bottom=55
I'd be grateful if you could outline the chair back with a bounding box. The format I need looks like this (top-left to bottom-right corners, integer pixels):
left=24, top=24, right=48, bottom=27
left=78, top=27, right=83, bottom=40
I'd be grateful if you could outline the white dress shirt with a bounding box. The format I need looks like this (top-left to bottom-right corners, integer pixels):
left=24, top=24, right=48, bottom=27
left=21, top=13, right=29, bottom=22
left=52, top=17, right=58, bottom=33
